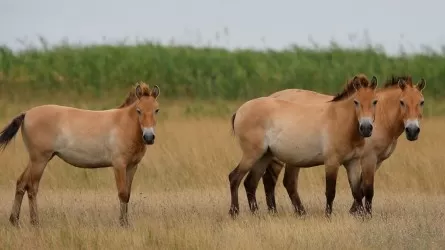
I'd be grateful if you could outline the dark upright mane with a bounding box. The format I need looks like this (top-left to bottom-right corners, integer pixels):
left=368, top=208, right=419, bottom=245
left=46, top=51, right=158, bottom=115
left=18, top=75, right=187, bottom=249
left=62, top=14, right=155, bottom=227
left=383, top=75, right=414, bottom=89
left=331, top=74, right=372, bottom=102
left=118, top=82, right=151, bottom=108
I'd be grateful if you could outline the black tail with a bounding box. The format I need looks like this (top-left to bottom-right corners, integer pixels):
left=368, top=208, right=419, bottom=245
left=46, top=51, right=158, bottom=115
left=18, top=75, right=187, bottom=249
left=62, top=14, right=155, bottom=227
left=231, top=112, right=237, bottom=135
left=0, top=113, right=26, bottom=152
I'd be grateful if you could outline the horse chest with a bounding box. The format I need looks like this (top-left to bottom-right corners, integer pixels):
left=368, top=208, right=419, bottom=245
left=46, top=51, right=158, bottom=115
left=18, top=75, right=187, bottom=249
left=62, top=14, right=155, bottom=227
left=379, top=140, right=397, bottom=161
left=342, top=146, right=364, bottom=162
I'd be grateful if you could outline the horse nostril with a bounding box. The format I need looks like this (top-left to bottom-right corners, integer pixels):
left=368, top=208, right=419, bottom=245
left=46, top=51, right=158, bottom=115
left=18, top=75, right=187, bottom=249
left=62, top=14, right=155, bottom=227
left=143, top=133, right=155, bottom=142
left=360, top=123, right=372, bottom=132
left=405, top=126, right=420, bottom=135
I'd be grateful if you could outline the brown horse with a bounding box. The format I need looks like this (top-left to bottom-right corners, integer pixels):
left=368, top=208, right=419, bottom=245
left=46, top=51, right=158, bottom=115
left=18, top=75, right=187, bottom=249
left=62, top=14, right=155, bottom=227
left=229, top=74, right=379, bottom=217
left=243, top=76, right=426, bottom=216
left=0, top=82, right=160, bottom=226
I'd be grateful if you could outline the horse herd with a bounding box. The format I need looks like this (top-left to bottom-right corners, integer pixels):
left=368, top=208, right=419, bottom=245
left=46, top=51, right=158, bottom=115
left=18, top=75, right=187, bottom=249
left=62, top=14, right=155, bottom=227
left=0, top=74, right=426, bottom=227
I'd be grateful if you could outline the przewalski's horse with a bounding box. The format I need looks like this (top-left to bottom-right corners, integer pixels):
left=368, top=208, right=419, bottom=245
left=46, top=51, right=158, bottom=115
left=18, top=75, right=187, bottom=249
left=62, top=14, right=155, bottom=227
left=244, top=76, right=426, bottom=216
left=0, top=82, right=160, bottom=226
left=228, top=74, right=379, bottom=217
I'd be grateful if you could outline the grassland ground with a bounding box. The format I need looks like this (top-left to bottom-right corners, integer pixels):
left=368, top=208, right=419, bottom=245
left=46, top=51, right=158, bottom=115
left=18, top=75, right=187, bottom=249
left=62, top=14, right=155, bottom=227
left=0, top=99, right=445, bottom=249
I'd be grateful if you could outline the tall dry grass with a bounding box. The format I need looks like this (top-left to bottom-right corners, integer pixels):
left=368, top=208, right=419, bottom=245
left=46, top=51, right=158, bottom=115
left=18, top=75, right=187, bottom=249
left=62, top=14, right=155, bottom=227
left=0, top=99, right=444, bottom=249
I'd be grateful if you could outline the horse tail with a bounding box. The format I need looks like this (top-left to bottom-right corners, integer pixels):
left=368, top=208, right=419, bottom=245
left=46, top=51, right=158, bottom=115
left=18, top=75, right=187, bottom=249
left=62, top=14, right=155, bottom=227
left=0, top=112, right=26, bottom=152
left=230, top=112, right=237, bottom=135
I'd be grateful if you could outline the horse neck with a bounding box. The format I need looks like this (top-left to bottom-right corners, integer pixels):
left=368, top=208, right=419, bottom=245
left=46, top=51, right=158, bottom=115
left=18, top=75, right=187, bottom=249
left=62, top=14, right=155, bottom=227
left=376, top=88, right=405, bottom=138
left=119, top=103, right=144, bottom=140
left=327, top=98, right=361, bottom=140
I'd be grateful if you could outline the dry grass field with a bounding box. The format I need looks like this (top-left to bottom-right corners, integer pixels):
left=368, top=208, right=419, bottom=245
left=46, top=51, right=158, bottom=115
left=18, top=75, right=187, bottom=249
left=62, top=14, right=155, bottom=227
left=0, top=98, right=445, bottom=250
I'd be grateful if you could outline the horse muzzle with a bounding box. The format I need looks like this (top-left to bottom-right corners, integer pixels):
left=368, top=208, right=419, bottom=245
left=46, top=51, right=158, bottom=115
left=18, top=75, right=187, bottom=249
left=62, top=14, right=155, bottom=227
left=142, top=127, right=156, bottom=145
left=405, top=125, right=420, bottom=141
left=359, top=118, right=373, bottom=137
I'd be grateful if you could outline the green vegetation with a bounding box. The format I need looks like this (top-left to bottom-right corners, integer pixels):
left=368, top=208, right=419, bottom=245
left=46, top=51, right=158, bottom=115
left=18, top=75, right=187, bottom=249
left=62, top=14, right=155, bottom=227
left=0, top=40, right=444, bottom=100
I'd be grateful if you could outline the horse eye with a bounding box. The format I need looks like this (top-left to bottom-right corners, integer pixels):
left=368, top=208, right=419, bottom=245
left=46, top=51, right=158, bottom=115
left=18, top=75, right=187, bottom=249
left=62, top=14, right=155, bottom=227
left=155, top=109, right=160, bottom=114
left=353, top=100, right=359, bottom=106
left=372, top=100, right=378, bottom=106
left=400, top=100, right=405, bottom=107
left=420, top=101, right=424, bottom=106
left=136, top=108, right=141, bottom=114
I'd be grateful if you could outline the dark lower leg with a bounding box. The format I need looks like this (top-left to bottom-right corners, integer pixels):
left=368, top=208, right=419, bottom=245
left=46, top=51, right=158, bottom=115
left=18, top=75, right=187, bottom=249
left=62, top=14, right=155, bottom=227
left=262, top=161, right=282, bottom=213
left=243, top=172, right=259, bottom=213
left=347, top=169, right=364, bottom=215
left=364, top=183, right=374, bottom=216
left=229, top=166, right=242, bottom=217
left=283, top=167, right=305, bottom=215
left=325, top=167, right=339, bottom=217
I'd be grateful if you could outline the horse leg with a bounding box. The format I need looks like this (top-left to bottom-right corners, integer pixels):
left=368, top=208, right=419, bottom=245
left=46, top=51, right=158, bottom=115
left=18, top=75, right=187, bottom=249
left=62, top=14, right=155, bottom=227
left=229, top=150, right=271, bottom=218
left=262, top=159, right=284, bottom=213
left=124, top=164, right=138, bottom=224
left=361, top=156, right=377, bottom=216
left=324, top=163, right=340, bottom=217
left=243, top=168, right=261, bottom=213
left=113, top=164, right=130, bottom=226
left=243, top=156, right=275, bottom=214
left=9, top=163, right=31, bottom=226
left=27, top=154, right=52, bottom=226
left=344, top=159, right=365, bottom=215
left=282, top=166, right=306, bottom=216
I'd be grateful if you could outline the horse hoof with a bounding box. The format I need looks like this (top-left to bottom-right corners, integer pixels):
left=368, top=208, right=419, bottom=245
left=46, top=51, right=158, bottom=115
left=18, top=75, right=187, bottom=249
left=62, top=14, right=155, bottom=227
left=229, top=208, right=239, bottom=218
left=296, top=209, right=307, bottom=216
left=349, top=206, right=365, bottom=217
left=268, top=208, right=278, bottom=215
left=9, top=216, right=19, bottom=227
left=119, top=218, right=129, bottom=227
left=30, top=220, right=40, bottom=227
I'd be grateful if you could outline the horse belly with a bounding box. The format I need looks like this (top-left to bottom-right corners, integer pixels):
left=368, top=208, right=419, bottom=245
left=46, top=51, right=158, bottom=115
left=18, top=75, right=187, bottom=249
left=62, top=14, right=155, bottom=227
left=56, top=146, right=113, bottom=168
left=269, top=138, right=324, bottom=168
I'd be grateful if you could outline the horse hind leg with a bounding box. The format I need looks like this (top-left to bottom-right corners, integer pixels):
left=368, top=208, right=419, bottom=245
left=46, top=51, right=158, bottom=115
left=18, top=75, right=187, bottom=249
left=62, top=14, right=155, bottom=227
left=283, top=166, right=306, bottom=216
left=9, top=163, right=31, bottom=226
left=243, top=152, right=274, bottom=214
left=228, top=145, right=271, bottom=218
left=262, top=159, right=284, bottom=213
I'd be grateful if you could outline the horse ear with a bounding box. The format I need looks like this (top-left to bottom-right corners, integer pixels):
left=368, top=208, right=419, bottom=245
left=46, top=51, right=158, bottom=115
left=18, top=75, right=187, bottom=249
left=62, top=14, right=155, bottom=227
left=398, top=79, right=406, bottom=90
left=151, top=85, right=160, bottom=99
left=416, top=78, right=426, bottom=91
left=370, top=76, right=378, bottom=89
left=352, top=76, right=361, bottom=90
left=135, top=84, right=143, bottom=99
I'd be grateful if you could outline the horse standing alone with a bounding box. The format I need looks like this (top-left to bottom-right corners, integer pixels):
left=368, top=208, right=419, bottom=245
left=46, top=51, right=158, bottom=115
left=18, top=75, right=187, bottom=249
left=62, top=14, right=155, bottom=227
left=0, top=82, right=160, bottom=226
left=229, top=74, right=378, bottom=217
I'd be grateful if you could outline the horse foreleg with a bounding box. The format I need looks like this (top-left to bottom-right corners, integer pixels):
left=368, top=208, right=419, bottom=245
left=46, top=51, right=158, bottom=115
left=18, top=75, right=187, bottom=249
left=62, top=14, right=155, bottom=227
left=113, top=164, right=129, bottom=226
left=361, top=156, right=378, bottom=216
left=324, top=163, right=340, bottom=217
left=125, top=165, right=138, bottom=222
left=344, top=159, right=365, bottom=215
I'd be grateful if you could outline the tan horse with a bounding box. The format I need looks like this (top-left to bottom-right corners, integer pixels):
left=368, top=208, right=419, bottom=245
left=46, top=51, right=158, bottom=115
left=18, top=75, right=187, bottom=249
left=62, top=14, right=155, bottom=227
left=0, top=82, right=160, bottom=226
left=243, top=76, right=426, bottom=216
left=229, top=74, right=379, bottom=217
